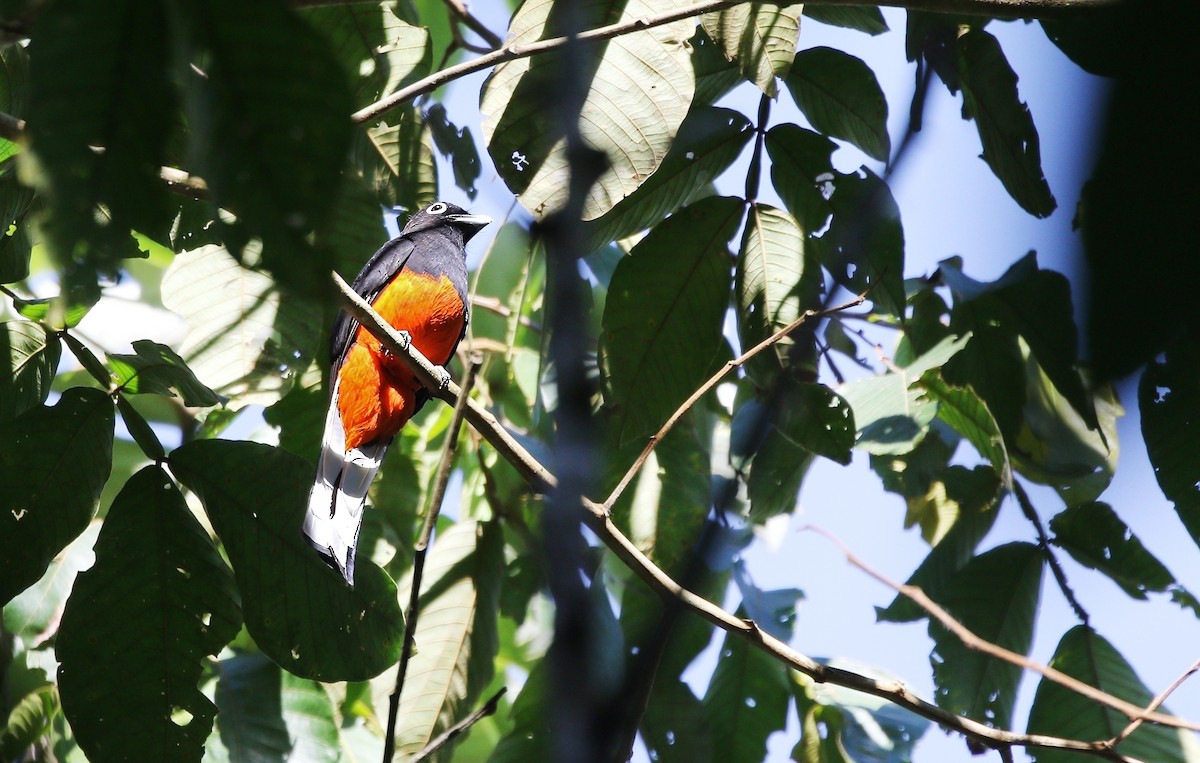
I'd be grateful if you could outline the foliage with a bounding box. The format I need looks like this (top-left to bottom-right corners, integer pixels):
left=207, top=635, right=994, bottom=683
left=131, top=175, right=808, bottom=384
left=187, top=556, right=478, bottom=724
left=0, top=1, right=1194, bottom=762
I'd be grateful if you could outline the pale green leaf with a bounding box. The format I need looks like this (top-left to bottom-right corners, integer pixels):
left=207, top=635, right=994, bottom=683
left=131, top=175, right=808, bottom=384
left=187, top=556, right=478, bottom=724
left=0, top=320, right=60, bottom=420
left=702, top=3, right=802, bottom=96
left=0, top=686, right=59, bottom=759
left=107, top=339, right=223, bottom=407
left=2, top=520, right=100, bottom=643
left=363, top=107, right=439, bottom=213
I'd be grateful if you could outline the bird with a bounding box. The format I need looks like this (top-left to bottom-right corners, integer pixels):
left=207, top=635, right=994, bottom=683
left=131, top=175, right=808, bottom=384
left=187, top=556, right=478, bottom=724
left=304, top=201, right=491, bottom=586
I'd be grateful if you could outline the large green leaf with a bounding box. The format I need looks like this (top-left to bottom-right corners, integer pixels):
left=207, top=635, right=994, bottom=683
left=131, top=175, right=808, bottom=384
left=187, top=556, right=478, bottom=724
left=917, top=371, right=1010, bottom=484
left=929, top=542, right=1042, bottom=729
left=702, top=3, right=802, bottom=96
left=1027, top=627, right=1200, bottom=762
left=603, top=195, right=739, bottom=442
left=765, top=124, right=836, bottom=231
left=161, top=243, right=321, bottom=409
left=957, top=30, right=1056, bottom=218
left=480, top=0, right=695, bottom=221
left=802, top=6, right=888, bottom=35
left=26, top=0, right=174, bottom=292
left=746, top=413, right=814, bottom=521
left=107, top=339, right=223, bottom=407
left=0, top=320, right=60, bottom=420
left=0, top=685, right=59, bottom=760
left=785, top=46, right=890, bottom=163
left=775, top=381, right=855, bottom=466
left=0, top=388, right=113, bottom=605
left=362, top=106, right=440, bottom=213
left=2, top=520, right=100, bottom=643
left=170, top=439, right=405, bottom=681
left=581, top=106, right=754, bottom=253
left=170, top=0, right=353, bottom=296
left=1140, top=339, right=1200, bottom=547
left=641, top=679, right=713, bottom=763
left=56, top=466, right=242, bottom=763
left=702, top=614, right=791, bottom=762
left=691, top=26, right=742, bottom=105
left=389, top=520, right=504, bottom=759
left=839, top=334, right=970, bottom=456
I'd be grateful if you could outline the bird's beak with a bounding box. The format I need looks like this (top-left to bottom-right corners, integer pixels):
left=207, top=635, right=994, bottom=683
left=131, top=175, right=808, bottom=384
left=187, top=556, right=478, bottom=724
left=449, top=212, right=492, bottom=242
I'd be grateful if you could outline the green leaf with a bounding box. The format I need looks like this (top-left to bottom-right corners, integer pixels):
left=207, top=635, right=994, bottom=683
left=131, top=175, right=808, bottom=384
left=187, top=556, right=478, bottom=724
left=0, top=174, right=35, bottom=283
left=263, top=360, right=326, bottom=459
left=161, top=243, right=321, bottom=409
left=1050, top=502, right=1179, bottom=601
left=603, top=196, right=739, bottom=442
left=0, top=320, right=60, bottom=420
left=814, top=168, right=905, bottom=316
left=803, top=6, right=889, bottom=35
left=488, top=662, right=549, bottom=763
left=876, top=465, right=1002, bottom=622
left=734, top=563, right=802, bottom=641
left=480, top=0, right=695, bottom=221
left=171, top=0, right=353, bottom=296
left=390, top=520, right=504, bottom=760
left=641, top=679, right=714, bottom=763
left=56, top=466, right=242, bottom=762
left=12, top=294, right=92, bottom=329
left=765, top=124, right=836, bottom=231
left=3, top=520, right=100, bottom=643
left=26, top=0, right=174, bottom=291
left=1027, top=627, right=1200, bottom=762
left=702, top=3, right=802, bottom=96
left=170, top=439, right=405, bottom=681
left=775, top=382, right=855, bottom=466
left=0, top=388, right=113, bottom=605
left=0, top=685, right=59, bottom=760
left=362, top=107, right=439, bottom=213
left=917, top=371, right=1010, bottom=484
left=305, top=3, right=431, bottom=110
left=107, top=339, right=223, bottom=407
left=746, top=415, right=814, bottom=522
left=582, top=106, right=754, bottom=253
left=929, top=542, right=1042, bottom=729
left=0, top=43, right=29, bottom=169
left=702, top=616, right=791, bottom=763
left=838, top=334, right=970, bottom=456
left=957, top=30, right=1056, bottom=218
left=785, top=46, right=890, bottom=162
left=691, top=26, right=742, bottom=105
left=1140, top=340, right=1200, bottom=548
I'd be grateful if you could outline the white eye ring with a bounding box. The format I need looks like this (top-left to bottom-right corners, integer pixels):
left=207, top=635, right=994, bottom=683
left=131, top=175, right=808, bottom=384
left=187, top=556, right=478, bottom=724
left=428, top=202, right=447, bottom=215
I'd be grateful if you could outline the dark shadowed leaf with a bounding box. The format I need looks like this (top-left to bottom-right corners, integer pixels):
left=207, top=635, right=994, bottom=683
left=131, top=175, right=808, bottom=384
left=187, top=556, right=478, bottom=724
left=107, top=339, right=223, bottom=407
left=692, top=26, right=743, bottom=105
left=170, top=439, right=405, bottom=681
left=2, top=521, right=100, bottom=644
left=603, top=196, right=738, bottom=442
left=426, top=103, right=482, bottom=199
left=956, top=30, right=1056, bottom=218
left=390, top=520, right=503, bottom=759
left=0, top=320, right=60, bottom=420
left=929, top=542, right=1042, bottom=729
left=765, top=124, right=836, bottom=231
left=917, top=371, right=1010, bottom=484
left=487, top=661, right=550, bottom=763
left=702, top=3, right=802, bottom=96
left=0, top=174, right=35, bottom=283
left=1141, top=340, right=1200, bottom=549
left=480, top=0, right=694, bottom=220
left=1027, top=627, right=1199, bottom=762
left=582, top=107, right=754, bottom=253
left=803, top=6, right=888, bottom=35
left=56, top=466, right=242, bottom=762
left=734, top=563, right=802, bottom=641
left=0, top=388, right=113, bottom=605
left=746, top=414, right=814, bottom=522
left=775, top=381, right=855, bottom=465
left=785, top=46, right=890, bottom=162
left=641, top=679, right=714, bottom=763
left=702, top=614, right=791, bottom=762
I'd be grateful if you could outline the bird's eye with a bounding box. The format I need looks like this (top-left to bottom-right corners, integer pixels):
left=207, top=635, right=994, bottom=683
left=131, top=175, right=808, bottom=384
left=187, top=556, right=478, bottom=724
left=428, top=202, right=447, bottom=215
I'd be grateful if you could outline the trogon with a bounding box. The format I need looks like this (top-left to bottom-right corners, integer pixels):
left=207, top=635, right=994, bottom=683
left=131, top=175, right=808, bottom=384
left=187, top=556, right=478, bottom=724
left=305, top=201, right=491, bottom=586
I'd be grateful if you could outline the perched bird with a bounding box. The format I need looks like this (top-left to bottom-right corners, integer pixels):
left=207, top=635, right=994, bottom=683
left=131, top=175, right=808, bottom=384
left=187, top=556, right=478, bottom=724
left=305, top=201, right=491, bottom=585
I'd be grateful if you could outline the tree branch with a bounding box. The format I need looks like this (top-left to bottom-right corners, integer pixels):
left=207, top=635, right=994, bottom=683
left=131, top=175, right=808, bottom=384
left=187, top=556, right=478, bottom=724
left=439, top=0, right=503, bottom=49
left=351, top=0, right=1123, bottom=124
left=331, top=271, right=1200, bottom=759
left=408, top=687, right=508, bottom=763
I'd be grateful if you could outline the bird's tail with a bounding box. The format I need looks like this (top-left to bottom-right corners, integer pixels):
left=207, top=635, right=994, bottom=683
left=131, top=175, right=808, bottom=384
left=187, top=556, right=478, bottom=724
left=304, top=396, right=386, bottom=586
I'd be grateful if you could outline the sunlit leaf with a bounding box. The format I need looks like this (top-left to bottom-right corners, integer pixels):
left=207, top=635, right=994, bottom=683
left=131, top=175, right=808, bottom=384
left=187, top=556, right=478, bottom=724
left=603, top=196, right=738, bottom=442
left=0, top=388, right=113, bottom=605
left=0, top=320, right=60, bottom=420
left=363, top=107, right=439, bottom=214
left=691, top=26, right=742, bottom=105
left=161, top=243, right=321, bottom=408
left=785, top=46, right=890, bottom=162
left=481, top=0, right=695, bottom=220
left=0, top=685, right=58, bottom=760
left=107, top=339, right=223, bottom=407
left=56, top=466, right=242, bottom=762
left=917, top=371, right=1010, bottom=484
left=702, top=3, right=802, bottom=96
left=929, top=542, right=1042, bottom=729
left=170, top=439, right=404, bottom=681
left=305, top=3, right=430, bottom=109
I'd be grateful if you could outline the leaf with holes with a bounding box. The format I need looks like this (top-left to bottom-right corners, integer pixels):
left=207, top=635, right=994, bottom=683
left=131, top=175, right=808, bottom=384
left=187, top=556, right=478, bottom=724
left=1140, top=339, right=1200, bottom=550
left=765, top=123, right=837, bottom=231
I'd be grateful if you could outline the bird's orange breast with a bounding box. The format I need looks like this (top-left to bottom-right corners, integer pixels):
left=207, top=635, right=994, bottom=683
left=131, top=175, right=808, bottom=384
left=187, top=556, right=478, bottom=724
left=336, top=272, right=466, bottom=449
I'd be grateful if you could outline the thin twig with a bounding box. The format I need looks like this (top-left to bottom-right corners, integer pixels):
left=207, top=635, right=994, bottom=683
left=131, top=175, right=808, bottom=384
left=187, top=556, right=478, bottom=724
left=331, top=272, right=1200, bottom=759
left=439, top=0, right=503, bottom=49
left=603, top=288, right=870, bottom=511
left=470, top=294, right=542, bottom=331
left=406, top=687, right=508, bottom=763
left=803, top=524, right=1200, bottom=733
left=383, top=355, right=482, bottom=763
left=1013, top=480, right=1090, bottom=624
left=1108, top=658, right=1200, bottom=748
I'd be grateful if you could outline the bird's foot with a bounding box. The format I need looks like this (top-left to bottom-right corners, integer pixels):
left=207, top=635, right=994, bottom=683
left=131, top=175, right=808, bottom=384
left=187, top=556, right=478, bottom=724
left=432, top=366, right=452, bottom=391
left=394, top=330, right=412, bottom=351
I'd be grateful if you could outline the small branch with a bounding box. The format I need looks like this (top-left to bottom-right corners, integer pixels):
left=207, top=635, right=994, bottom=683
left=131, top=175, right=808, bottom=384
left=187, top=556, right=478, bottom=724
left=439, top=0, right=503, bottom=49
left=1013, top=480, right=1090, bottom=624
left=383, top=355, right=482, bottom=763
left=407, top=687, right=508, bottom=763
left=804, top=524, right=1200, bottom=733
left=0, top=111, right=25, bottom=143
left=470, top=294, right=542, bottom=332
left=1107, top=658, right=1200, bottom=748
left=331, top=272, right=1199, bottom=759
left=602, top=288, right=870, bottom=511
